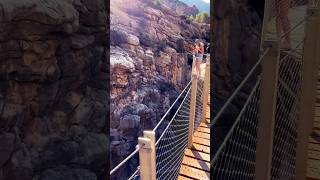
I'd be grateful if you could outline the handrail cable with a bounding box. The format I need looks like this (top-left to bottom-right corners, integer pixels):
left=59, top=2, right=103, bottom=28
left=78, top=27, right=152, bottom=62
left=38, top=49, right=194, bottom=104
left=211, top=48, right=270, bottom=127
left=128, top=167, right=140, bottom=180
left=153, top=78, right=193, bottom=131
left=211, top=77, right=261, bottom=166
left=110, top=146, right=141, bottom=175
left=156, top=86, right=192, bottom=145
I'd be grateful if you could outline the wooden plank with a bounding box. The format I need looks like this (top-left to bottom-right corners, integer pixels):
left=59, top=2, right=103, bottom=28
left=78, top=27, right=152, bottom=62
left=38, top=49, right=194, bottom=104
left=193, top=136, right=210, bottom=147
left=199, top=122, right=210, bottom=128
left=309, top=138, right=320, bottom=145
left=179, top=164, right=210, bottom=180
left=315, top=107, right=320, bottom=117
left=178, top=175, right=193, bottom=180
left=191, top=143, right=210, bottom=154
left=314, top=116, right=320, bottom=123
left=194, top=131, right=210, bottom=140
left=196, top=127, right=210, bottom=134
left=314, top=122, right=320, bottom=128
left=308, top=149, right=320, bottom=160
left=308, top=143, right=320, bottom=151
left=184, top=149, right=210, bottom=162
left=308, top=159, right=320, bottom=170
left=307, top=167, right=320, bottom=180
left=181, top=156, right=210, bottom=172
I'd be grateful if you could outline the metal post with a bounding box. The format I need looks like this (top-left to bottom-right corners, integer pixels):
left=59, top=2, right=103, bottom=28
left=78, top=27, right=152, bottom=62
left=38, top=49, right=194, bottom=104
left=138, top=131, right=156, bottom=180
left=188, top=55, right=198, bottom=148
left=201, top=55, right=210, bottom=122
left=255, top=39, right=280, bottom=180
left=295, top=4, right=320, bottom=179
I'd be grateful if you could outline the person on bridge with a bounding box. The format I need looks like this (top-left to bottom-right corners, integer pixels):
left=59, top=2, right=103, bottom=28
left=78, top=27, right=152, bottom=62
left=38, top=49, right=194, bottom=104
left=193, top=40, right=204, bottom=78
left=276, top=0, right=292, bottom=49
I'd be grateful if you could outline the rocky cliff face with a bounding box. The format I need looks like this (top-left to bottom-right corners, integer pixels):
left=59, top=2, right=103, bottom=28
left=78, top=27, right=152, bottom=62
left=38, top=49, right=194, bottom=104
left=213, top=0, right=262, bottom=100
left=110, top=0, right=209, bottom=175
left=0, top=0, right=106, bottom=179
left=212, top=0, right=264, bottom=152
left=161, top=0, right=199, bottom=16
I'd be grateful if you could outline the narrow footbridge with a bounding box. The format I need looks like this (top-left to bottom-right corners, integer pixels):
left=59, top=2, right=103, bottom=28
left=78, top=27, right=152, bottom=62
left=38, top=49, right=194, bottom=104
left=212, top=0, right=320, bottom=179
left=110, top=54, right=211, bottom=180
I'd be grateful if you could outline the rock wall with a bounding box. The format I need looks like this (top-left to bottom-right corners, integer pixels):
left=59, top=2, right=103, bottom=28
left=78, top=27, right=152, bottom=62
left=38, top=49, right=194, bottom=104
left=161, top=0, right=199, bottom=16
left=212, top=0, right=264, bottom=152
left=0, top=0, right=106, bottom=179
left=110, top=0, right=209, bottom=177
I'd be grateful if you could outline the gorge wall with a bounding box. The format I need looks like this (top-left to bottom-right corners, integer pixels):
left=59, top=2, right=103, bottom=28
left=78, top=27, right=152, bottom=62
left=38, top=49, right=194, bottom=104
left=212, top=0, right=264, bottom=151
left=110, top=0, right=209, bottom=176
left=0, top=0, right=106, bottom=179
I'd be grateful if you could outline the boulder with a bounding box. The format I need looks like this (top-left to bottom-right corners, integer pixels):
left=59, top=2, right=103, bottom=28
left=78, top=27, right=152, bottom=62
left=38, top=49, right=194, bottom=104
left=127, top=34, right=140, bottom=46
left=119, top=114, right=140, bottom=130
left=110, top=47, right=135, bottom=70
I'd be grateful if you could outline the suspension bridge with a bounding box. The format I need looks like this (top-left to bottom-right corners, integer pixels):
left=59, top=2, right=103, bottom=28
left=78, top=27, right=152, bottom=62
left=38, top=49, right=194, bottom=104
left=212, top=0, right=320, bottom=179
left=110, top=54, right=211, bottom=180
left=110, top=0, right=320, bottom=179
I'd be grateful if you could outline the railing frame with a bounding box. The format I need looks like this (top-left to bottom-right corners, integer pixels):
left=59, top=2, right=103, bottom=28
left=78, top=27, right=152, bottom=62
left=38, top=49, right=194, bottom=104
left=188, top=55, right=198, bottom=148
left=201, top=55, right=210, bottom=122
left=295, top=3, right=320, bottom=179
left=255, top=39, right=280, bottom=180
left=138, top=131, right=156, bottom=180
left=137, top=54, right=210, bottom=177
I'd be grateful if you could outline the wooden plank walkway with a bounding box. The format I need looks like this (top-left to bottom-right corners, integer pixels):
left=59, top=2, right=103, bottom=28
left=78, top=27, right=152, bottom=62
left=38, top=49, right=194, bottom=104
left=307, top=81, right=320, bottom=179
left=178, top=93, right=210, bottom=180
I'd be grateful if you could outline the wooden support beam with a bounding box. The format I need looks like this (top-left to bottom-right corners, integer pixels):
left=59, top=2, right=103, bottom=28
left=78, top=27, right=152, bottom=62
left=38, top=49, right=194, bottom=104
left=188, top=56, right=198, bottom=148
left=295, top=5, right=320, bottom=180
left=201, top=55, right=210, bottom=122
left=138, top=131, right=156, bottom=180
left=255, top=39, right=280, bottom=180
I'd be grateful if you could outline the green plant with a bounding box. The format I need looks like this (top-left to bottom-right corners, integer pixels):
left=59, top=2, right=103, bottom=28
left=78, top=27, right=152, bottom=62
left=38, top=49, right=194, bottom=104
left=140, top=34, right=154, bottom=48
left=187, top=15, right=194, bottom=22
left=194, top=12, right=210, bottom=23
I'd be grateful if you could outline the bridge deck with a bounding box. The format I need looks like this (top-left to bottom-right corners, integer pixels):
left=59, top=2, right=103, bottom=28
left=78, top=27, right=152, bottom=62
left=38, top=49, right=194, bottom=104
left=307, top=81, right=320, bottom=179
left=178, top=94, right=210, bottom=180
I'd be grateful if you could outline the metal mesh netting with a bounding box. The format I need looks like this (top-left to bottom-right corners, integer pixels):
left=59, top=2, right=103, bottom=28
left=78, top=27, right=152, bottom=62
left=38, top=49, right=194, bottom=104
left=155, top=87, right=192, bottom=179
left=271, top=46, right=303, bottom=179
left=195, top=80, right=205, bottom=131
left=211, top=80, right=261, bottom=180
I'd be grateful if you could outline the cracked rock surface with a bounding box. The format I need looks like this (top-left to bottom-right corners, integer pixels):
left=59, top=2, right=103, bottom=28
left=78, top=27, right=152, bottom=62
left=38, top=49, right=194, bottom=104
left=0, top=0, right=106, bottom=179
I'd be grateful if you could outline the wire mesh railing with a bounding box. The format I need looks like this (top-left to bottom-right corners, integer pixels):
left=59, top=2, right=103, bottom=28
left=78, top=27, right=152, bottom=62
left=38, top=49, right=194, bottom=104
left=155, top=86, right=191, bottom=179
left=111, top=53, right=210, bottom=180
left=110, top=79, right=192, bottom=180
left=212, top=78, right=261, bottom=180
left=110, top=146, right=140, bottom=180
left=195, top=80, right=204, bottom=131
left=271, top=40, right=304, bottom=180
left=211, top=0, right=316, bottom=178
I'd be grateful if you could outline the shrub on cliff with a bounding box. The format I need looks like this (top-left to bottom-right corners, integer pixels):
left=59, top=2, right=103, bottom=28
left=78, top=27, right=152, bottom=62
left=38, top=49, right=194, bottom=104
left=194, top=12, right=210, bottom=24
left=140, top=34, right=155, bottom=48
left=110, top=29, right=127, bottom=45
